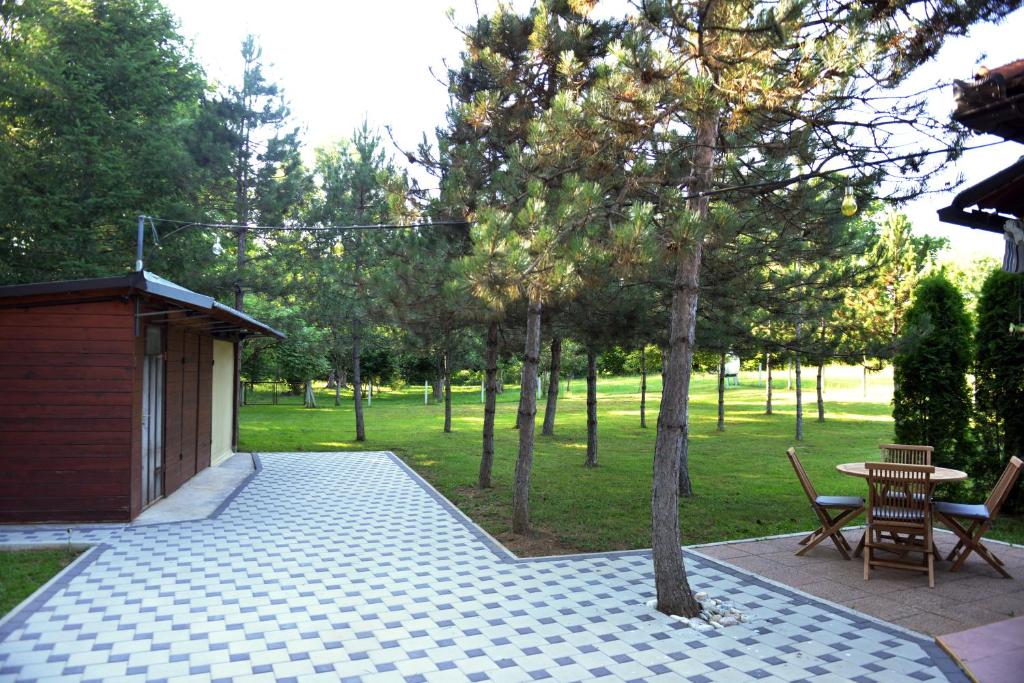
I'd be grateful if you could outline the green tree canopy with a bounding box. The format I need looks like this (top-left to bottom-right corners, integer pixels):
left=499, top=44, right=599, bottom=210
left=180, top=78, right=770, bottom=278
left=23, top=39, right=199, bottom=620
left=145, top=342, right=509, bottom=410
left=973, top=269, right=1024, bottom=509
left=0, top=0, right=216, bottom=283
left=893, top=274, right=974, bottom=475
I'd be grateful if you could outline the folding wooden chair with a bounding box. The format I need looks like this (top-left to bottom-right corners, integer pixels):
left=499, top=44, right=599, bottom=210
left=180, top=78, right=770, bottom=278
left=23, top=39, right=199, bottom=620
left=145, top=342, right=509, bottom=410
left=787, top=448, right=864, bottom=560
left=934, top=456, right=1023, bottom=578
left=879, top=443, right=933, bottom=466
left=863, top=463, right=937, bottom=588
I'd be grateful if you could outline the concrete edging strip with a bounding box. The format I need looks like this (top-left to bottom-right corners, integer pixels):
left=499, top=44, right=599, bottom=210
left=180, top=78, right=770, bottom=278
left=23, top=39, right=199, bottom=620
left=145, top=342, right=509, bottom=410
left=207, top=452, right=263, bottom=519
left=0, top=543, right=110, bottom=642
left=385, top=449, right=968, bottom=681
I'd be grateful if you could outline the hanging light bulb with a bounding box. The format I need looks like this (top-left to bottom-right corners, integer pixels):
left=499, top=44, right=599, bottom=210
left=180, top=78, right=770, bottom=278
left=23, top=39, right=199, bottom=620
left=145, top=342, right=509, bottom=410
left=841, top=186, right=858, bottom=217
left=211, top=234, right=225, bottom=256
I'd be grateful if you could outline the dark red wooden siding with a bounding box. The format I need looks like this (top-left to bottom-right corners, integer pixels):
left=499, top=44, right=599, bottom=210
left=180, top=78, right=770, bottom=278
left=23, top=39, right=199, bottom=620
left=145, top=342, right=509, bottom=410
left=163, top=327, right=212, bottom=497
left=197, top=337, right=213, bottom=471
left=129, top=330, right=144, bottom=519
left=164, top=327, right=184, bottom=495
left=0, top=300, right=134, bottom=522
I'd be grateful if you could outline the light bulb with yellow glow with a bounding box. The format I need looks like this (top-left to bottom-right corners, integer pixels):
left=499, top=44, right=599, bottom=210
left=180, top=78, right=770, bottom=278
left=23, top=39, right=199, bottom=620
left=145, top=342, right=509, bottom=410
left=841, top=187, right=858, bottom=217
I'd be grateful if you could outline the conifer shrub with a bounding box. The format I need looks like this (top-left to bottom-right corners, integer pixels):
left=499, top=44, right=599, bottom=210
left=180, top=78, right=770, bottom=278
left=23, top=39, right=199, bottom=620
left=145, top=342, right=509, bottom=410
left=973, top=269, right=1024, bottom=510
left=893, top=274, right=974, bottom=485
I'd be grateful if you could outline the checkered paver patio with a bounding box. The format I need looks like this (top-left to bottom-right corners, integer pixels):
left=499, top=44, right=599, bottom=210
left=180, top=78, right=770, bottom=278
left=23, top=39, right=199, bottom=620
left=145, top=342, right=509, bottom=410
left=0, top=452, right=966, bottom=682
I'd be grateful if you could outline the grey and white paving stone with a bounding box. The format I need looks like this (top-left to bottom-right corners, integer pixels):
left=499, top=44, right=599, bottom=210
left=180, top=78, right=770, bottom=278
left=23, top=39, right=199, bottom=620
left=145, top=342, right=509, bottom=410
left=0, top=452, right=965, bottom=681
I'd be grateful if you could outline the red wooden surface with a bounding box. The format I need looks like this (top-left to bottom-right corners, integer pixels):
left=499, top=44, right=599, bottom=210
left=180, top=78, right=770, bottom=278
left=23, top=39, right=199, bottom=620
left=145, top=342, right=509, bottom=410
left=0, top=339, right=129, bottom=354
left=1, top=296, right=222, bottom=522
left=0, top=299, right=134, bottom=522
left=0, top=352, right=133, bottom=368
left=180, top=331, right=199, bottom=482
left=0, top=365, right=134, bottom=380
left=0, top=392, right=133, bottom=405
left=161, top=327, right=212, bottom=495
left=129, top=329, right=143, bottom=519
left=0, top=502, right=130, bottom=523
left=163, top=326, right=184, bottom=496
left=0, top=326, right=133, bottom=341
left=4, top=454, right=133, bottom=468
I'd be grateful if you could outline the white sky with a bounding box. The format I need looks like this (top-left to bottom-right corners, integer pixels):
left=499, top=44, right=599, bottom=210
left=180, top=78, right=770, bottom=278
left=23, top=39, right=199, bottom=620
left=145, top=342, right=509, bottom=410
left=164, top=0, right=1023, bottom=263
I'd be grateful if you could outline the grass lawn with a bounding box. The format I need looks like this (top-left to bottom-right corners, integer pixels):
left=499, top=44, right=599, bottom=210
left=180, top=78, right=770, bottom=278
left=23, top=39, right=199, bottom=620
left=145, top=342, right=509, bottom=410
left=240, top=367, right=1024, bottom=555
left=0, top=549, right=82, bottom=618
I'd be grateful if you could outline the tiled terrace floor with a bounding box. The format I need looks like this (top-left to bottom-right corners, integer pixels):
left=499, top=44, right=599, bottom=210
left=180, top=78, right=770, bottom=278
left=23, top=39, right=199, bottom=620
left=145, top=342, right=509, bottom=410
left=698, top=528, right=1024, bottom=637
left=0, top=452, right=966, bottom=682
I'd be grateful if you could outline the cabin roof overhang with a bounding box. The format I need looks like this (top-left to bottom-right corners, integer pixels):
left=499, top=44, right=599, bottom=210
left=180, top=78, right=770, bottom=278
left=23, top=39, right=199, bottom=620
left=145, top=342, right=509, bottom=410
left=937, top=156, right=1024, bottom=233
left=0, top=271, right=285, bottom=340
left=953, top=59, right=1024, bottom=143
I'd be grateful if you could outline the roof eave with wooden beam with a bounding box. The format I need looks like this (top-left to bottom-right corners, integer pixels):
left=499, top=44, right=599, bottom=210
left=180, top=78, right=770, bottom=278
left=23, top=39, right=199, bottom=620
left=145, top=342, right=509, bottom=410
left=942, top=58, right=1024, bottom=273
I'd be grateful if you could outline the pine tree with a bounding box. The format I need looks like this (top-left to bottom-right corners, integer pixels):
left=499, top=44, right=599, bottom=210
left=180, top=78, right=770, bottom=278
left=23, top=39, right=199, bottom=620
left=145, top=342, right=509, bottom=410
left=614, top=0, right=1012, bottom=618
left=838, top=211, right=946, bottom=362
left=383, top=220, right=476, bottom=434
left=223, top=35, right=307, bottom=311
left=294, top=125, right=413, bottom=441
left=437, top=1, right=620, bottom=534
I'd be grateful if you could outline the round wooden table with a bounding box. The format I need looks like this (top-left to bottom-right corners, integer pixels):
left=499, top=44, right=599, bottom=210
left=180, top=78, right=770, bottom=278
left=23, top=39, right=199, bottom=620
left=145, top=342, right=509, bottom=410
left=836, top=462, right=968, bottom=482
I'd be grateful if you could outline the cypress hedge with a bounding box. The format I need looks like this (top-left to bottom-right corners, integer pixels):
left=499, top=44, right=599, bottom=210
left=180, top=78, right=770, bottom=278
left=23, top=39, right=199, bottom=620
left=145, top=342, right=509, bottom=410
left=974, top=269, right=1024, bottom=510
left=893, top=274, right=974, bottom=480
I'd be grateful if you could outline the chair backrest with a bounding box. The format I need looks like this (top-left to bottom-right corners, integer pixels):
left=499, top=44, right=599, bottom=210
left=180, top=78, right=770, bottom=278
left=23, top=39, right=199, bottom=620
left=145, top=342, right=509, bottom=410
left=984, top=456, right=1024, bottom=517
left=865, top=462, right=935, bottom=524
left=878, top=443, right=933, bottom=466
left=787, top=447, right=817, bottom=503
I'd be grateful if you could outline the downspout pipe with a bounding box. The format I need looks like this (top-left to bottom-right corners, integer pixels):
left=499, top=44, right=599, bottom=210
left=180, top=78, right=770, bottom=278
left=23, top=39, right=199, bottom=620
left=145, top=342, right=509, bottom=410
left=135, top=215, right=145, bottom=272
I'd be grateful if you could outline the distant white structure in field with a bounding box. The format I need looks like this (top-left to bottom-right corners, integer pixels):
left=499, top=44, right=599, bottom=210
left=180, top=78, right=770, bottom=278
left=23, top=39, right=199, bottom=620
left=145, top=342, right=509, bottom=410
left=725, top=355, right=741, bottom=387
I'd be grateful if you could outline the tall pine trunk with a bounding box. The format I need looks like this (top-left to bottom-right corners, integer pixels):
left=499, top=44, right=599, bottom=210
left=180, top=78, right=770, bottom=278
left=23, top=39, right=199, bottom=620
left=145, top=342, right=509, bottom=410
left=717, top=352, right=726, bottom=432
left=816, top=359, right=825, bottom=422
left=512, top=299, right=542, bottom=535
left=678, top=418, right=693, bottom=497
left=795, top=355, right=803, bottom=440
left=661, top=346, right=690, bottom=496
left=765, top=351, right=773, bottom=415
left=584, top=348, right=598, bottom=468
left=443, top=349, right=452, bottom=433
left=352, top=328, right=365, bottom=441
left=334, top=366, right=341, bottom=406
left=640, top=348, right=647, bottom=429
left=433, top=356, right=443, bottom=402
left=514, top=365, right=524, bottom=429
left=795, top=330, right=803, bottom=442
left=652, top=110, right=717, bottom=618
left=542, top=337, right=561, bottom=435
left=654, top=243, right=702, bottom=617
left=479, top=321, right=498, bottom=489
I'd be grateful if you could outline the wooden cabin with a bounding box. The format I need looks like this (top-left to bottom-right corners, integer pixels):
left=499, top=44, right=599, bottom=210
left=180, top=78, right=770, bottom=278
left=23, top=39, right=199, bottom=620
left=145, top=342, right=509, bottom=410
left=940, top=58, right=1024, bottom=273
left=0, top=271, right=283, bottom=523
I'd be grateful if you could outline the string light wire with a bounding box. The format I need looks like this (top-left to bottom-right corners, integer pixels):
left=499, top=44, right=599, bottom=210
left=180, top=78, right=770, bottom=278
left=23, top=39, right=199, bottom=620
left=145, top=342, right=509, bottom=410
left=141, top=139, right=1009, bottom=235
left=144, top=216, right=470, bottom=234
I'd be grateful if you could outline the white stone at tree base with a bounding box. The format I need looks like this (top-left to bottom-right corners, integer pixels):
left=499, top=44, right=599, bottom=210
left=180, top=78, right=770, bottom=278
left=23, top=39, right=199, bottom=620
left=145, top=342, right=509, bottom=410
left=643, top=591, right=747, bottom=631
